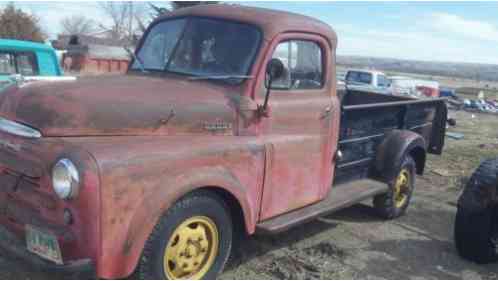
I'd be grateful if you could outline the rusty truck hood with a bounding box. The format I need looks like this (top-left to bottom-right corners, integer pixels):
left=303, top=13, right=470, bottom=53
left=0, top=75, right=237, bottom=137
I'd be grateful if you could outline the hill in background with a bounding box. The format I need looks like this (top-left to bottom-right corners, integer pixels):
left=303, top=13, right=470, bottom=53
left=337, top=56, right=498, bottom=82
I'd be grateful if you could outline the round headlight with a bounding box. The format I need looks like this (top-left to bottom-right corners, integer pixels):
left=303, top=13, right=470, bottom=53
left=52, top=159, right=80, bottom=200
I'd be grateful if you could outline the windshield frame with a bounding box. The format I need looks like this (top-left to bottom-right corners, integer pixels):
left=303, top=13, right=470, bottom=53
left=128, top=16, right=263, bottom=85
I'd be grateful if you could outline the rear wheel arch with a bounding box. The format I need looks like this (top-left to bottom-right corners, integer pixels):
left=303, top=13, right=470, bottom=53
left=408, top=146, right=426, bottom=175
left=375, top=129, right=426, bottom=181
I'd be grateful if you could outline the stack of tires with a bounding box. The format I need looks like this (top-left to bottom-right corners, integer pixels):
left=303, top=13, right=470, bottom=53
left=455, top=158, right=498, bottom=263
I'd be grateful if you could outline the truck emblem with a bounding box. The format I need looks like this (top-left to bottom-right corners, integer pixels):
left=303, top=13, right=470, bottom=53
left=202, top=120, right=232, bottom=132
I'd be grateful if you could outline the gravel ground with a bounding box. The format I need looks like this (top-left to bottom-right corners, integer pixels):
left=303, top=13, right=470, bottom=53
left=1, top=109, right=498, bottom=280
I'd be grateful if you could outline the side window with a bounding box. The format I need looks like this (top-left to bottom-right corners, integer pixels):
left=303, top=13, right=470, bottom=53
left=0, top=53, right=15, bottom=75
left=346, top=71, right=372, bottom=85
left=16, top=52, right=38, bottom=75
left=268, top=40, right=323, bottom=90
left=377, top=75, right=389, bottom=87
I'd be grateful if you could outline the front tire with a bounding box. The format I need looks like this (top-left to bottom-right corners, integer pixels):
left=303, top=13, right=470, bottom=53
left=374, top=155, right=416, bottom=219
left=138, top=191, right=233, bottom=280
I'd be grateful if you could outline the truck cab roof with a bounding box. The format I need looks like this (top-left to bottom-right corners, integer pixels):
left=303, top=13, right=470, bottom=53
left=152, top=4, right=337, bottom=46
left=0, top=39, right=61, bottom=78
left=347, top=69, right=386, bottom=76
left=0, top=39, right=54, bottom=53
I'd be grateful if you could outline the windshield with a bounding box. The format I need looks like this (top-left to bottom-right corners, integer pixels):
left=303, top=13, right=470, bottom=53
left=131, top=17, right=261, bottom=83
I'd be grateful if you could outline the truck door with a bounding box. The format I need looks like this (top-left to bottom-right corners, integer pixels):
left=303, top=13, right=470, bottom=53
left=258, top=35, right=339, bottom=220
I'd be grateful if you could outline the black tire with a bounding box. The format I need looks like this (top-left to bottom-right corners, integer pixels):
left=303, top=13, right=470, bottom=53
left=373, top=155, right=416, bottom=219
left=454, top=206, right=498, bottom=263
left=454, top=158, right=498, bottom=264
left=457, top=158, right=498, bottom=213
left=138, top=191, right=233, bottom=280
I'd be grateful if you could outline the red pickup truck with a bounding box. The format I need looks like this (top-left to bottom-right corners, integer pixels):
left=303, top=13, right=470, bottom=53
left=0, top=5, right=447, bottom=280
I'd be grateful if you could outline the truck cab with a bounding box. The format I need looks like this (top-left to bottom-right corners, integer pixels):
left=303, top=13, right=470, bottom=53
left=0, top=5, right=446, bottom=280
left=345, top=69, right=391, bottom=94
left=0, top=39, right=62, bottom=85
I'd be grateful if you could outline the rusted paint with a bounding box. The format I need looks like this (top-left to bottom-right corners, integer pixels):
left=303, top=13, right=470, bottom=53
left=0, top=130, right=101, bottom=264
left=0, top=4, right=340, bottom=279
left=0, top=3, right=445, bottom=280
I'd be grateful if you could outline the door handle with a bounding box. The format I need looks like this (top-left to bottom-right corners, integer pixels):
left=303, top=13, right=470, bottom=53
left=320, top=106, right=332, bottom=119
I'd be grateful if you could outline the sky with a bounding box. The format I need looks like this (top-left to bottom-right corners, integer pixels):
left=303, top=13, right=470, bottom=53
left=3, top=1, right=498, bottom=65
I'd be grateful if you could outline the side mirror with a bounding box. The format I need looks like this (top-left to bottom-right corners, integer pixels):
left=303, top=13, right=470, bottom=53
left=266, top=58, right=284, bottom=81
left=261, top=58, right=284, bottom=116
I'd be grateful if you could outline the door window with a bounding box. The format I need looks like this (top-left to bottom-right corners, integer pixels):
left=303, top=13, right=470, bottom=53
left=346, top=71, right=372, bottom=85
left=0, top=52, right=38, bottom=75
left=268, top=40, right=323, bottom=90
left=16, top=52, right=38, bottom=75
left=0, top=53, right=15, bottom=75
left=377, top=74, right=390, bottom=87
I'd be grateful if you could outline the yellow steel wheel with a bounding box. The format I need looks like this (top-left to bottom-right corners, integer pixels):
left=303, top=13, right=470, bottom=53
left=394, top=169, right=410, bottom=208
left=163, top=216, right=219, bottom=280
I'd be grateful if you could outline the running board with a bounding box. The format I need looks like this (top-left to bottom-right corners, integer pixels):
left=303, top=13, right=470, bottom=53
left=256, top=179, right=388, bottom=234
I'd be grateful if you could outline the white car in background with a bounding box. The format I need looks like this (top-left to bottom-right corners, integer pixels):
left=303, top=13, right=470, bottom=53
left=390, top=76, right=418, bottom=97
left=345, top=69, right=391, bottom=95
left=390, top=76, right=440, bottom=98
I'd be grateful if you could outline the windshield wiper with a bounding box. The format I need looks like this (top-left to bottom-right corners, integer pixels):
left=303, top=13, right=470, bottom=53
left=124, top=47, right=147, bottom=73
left=189, top=75, right=253, bottom=81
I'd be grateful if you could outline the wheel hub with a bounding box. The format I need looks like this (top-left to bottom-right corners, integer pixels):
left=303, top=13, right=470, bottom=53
left=164, top=216, right=219, bottom=279
left=394, top=169, right=410, bottom=208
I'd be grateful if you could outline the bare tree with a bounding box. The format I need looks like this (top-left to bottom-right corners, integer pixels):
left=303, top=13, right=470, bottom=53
left=98, top=2, right=146, bottom=42
left=141, top=1, right=219, bottom=32
left=60, top=15, right=97, bottom=35
left=171, top=1, right=219, bottom=11
left=136, top=1, right=221, bottom=40
left=149, top=1, right=219, bottom=16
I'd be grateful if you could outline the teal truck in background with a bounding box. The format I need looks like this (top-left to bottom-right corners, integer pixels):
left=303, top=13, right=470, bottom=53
left=0, top=39, right=63, bottom=86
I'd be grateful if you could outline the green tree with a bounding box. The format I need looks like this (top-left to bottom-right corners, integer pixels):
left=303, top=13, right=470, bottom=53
left=0, top=3, right=46, bottom=42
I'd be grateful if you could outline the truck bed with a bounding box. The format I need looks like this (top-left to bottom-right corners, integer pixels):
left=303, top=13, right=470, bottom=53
left=334, top=90, right=447, bottom=184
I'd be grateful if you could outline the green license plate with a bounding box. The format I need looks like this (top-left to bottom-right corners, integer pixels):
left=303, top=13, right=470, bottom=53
left=26, top=225, right=63, bottom=264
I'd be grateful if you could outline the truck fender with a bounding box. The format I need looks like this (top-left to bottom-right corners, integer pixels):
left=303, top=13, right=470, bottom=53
left=118, top=166, right=254, bottom=279
left=375, top=130, right=426, bottom=181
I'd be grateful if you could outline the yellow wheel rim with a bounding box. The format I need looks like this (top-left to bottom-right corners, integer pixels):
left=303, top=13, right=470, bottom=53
left=163, top=216, right=219, bottom=280
left=394, top=169, right=410, bottom=208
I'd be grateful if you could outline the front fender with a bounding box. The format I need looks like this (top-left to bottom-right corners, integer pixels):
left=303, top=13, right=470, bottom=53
left=117, top=166, right=254, bottom=279
left=375, top=130, right=426, bottom=181
left=83, top=136, right=266, bottom=279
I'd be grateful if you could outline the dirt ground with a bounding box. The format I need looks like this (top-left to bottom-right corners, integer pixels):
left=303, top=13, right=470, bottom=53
left=1, top=109, right=498, bottom=280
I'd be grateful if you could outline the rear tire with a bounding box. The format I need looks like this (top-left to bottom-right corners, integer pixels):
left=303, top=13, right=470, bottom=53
left=373, top=155, right=416, bottom=219
left=138, top=191, right=233, bottom=280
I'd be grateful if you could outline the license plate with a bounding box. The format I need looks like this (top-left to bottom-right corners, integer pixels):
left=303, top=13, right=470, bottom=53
left=26, top=225, right=63, bottom=264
